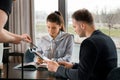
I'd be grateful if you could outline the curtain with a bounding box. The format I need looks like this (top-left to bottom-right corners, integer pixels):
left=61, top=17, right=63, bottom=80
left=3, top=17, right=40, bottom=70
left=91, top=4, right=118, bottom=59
left=9, top=0, right=35, bottom=53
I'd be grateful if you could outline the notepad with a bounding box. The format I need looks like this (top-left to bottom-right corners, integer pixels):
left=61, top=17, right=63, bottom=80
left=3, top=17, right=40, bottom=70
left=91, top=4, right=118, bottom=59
left=13, top=62, right=47, bottom=71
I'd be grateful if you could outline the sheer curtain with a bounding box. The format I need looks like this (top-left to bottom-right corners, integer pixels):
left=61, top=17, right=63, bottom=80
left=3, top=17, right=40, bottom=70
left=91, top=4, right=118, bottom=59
left=9, top=0, right=35, bottom=53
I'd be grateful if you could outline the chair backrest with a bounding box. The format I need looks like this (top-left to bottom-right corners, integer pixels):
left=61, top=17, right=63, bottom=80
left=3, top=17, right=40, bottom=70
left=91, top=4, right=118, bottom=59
left=106, top=67, right=120, bottom=80
left=7, top=52, right=24, bottom=63
left=24, top=49, right=35, bottom=63
left=6, top=52, right=24, bottom=79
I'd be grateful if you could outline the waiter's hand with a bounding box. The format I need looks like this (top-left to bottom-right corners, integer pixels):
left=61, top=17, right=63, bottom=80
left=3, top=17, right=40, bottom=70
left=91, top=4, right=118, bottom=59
left=11, top=33, right=31, bottom=44
left=44, top=60, right=59, bottom=72
left=21, top=34, right=32, bottom=43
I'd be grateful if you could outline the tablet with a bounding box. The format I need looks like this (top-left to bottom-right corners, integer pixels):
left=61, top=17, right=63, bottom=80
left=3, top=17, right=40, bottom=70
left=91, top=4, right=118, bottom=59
left=29, top=48, right=50, bottom=61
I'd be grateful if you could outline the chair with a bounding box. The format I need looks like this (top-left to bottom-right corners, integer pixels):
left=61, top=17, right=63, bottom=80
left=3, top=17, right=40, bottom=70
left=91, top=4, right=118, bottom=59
left=7, top=52, right=24, bottom=63
left=24, top=41, right=38, bottom=63
left=106, top=67, right=120, bottom=80
left=24, top=48, right=35, bottom=63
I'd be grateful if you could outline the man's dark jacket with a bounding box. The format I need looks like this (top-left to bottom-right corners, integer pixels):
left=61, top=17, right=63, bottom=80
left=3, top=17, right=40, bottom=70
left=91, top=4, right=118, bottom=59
left=55, top=30, right=117, bottom=80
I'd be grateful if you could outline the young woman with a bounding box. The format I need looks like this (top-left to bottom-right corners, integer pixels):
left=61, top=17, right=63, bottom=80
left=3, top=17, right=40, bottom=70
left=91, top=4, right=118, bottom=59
left=36, top=11, right=74, bottom=62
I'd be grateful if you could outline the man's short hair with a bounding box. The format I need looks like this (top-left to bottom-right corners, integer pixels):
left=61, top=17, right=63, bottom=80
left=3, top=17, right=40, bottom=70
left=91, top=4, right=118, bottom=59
left=72, top=8, right=94, bottom=25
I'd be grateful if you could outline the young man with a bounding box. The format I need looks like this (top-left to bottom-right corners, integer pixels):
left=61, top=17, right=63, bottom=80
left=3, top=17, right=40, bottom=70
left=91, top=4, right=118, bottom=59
left=44, top=9, right=117, bottom=80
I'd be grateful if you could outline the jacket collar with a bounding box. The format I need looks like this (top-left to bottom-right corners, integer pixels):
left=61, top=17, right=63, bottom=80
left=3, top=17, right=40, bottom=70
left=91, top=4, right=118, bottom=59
left=91, top=30, right=101, bottom=36
left=48, top=31, right=66, bottom=41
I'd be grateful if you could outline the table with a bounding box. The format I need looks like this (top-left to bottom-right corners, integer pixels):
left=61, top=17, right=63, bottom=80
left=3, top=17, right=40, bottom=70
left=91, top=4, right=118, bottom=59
left=0, top=63, right=67, bottom=80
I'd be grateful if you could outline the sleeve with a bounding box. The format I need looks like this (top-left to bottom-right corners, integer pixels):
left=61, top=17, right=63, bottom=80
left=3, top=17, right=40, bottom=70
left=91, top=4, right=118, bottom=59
left=55, top=39, right=98, bottom=80
left=72, top=63, right=79, bottom=69
left=55, top=34, right=74, bottom=62
left=55, top=66, right=78, bottom=80
left=0, top=0, right=12, bottom=16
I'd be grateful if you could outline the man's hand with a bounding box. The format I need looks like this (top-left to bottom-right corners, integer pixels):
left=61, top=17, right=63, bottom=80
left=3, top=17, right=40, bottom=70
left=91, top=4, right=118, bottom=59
left=44, top=60, right=59, bottom=72
left=58, top=61, right=73, bottom=69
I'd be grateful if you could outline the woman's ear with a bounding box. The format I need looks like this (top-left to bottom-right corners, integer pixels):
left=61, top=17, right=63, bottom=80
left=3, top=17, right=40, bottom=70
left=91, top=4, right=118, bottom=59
left=59, top=24, right=63, bottom=31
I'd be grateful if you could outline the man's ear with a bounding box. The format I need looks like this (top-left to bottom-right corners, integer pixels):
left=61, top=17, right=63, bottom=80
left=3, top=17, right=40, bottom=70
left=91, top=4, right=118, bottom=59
left=81, top=23, right=86, bottom=30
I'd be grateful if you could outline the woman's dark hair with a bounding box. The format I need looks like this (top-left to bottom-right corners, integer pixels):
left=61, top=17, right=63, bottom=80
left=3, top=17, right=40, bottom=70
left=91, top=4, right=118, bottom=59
left=72, top=9, right=94, bottom=25
left=46, top=11, right=65, bottom=31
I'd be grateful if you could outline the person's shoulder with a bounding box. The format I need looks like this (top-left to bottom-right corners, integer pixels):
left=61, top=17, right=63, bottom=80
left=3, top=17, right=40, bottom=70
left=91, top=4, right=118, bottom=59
left=0, top=0, right=12, bottom=16
left=62, top=32, right=74, bottom=38
left=81, top=36, right=97, bottom=45
left=90, top=30, right=112, bottom=42
left=38, top=34, right=50, bottom=42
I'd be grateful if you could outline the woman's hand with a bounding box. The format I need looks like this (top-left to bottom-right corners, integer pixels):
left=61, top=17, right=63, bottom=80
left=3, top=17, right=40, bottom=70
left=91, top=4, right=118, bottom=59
left=36, top=57, right=44, bottom=64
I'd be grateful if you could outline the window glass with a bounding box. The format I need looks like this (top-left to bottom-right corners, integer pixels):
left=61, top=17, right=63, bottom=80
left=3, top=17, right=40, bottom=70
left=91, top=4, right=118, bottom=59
left=34, top=0, right=58, bottom=39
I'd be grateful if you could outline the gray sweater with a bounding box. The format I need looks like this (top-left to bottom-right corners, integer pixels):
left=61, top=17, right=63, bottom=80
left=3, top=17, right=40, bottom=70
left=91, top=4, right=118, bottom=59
left=36, top=31, right=74, bottom=62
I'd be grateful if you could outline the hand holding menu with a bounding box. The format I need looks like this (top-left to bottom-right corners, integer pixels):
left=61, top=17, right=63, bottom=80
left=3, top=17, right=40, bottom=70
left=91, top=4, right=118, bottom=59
left=30, top=48, right=50, bottom=61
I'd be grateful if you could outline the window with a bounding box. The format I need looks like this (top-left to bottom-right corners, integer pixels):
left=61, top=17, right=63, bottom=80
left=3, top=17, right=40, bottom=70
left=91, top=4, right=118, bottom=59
left=34, top=0, right=58, bottom=40
left=34, top=0, right=120, bottom=66
left=67, top=0, right=120, bottom=66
